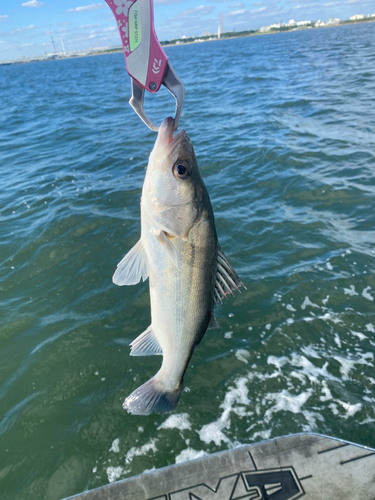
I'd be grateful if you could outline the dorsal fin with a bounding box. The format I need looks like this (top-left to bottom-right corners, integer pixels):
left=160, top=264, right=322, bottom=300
left=214, top=246, right=246, bottom=304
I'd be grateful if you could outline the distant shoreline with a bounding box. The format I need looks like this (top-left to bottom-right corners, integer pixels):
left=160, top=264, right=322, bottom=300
left=160, top=17, right=375, bottom=48
left=1, top=17, right=374, bottom=66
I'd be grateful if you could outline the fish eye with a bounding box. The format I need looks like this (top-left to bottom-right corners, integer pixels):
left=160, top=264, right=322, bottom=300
left=173, top=160, right=191, bottom=180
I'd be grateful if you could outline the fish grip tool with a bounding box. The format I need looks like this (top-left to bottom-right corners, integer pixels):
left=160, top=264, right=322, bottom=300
left=104, top=0, right=185, bottom=131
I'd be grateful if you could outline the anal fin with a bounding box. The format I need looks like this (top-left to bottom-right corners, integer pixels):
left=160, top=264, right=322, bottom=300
left=130, top=326, right=162, bottom=356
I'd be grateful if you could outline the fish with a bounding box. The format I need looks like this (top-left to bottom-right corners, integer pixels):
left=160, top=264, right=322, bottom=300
left=113, top=117, right=244, bottom=415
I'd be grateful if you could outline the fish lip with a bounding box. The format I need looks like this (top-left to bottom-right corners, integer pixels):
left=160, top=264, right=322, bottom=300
left=156, top=117, right=187, bottom=153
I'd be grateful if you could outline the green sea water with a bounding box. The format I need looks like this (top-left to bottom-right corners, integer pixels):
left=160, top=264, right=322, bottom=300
left=1, top=22, right=375, bottom=500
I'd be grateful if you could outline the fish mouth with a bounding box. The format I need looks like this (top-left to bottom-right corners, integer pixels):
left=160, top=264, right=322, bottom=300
left=155, top=117, right=187, bottom=153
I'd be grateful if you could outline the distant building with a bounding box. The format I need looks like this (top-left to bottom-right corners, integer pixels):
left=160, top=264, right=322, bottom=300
left=296, top=20, right=311, bottom=27
left=269, top=22, right=281, bottom=29
left=350, top=14, right=364, bottom=20
left=315, top=20, right=326, bottom=27
left=288, top=19, right=296, bottom=26
left=326, top=17, right=340, bottom=25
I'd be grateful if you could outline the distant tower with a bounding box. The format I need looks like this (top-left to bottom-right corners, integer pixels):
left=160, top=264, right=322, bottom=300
left=60, top=38, right=66, bottom=56
left=49, top=31, right=56, bottom=53
left=218, top=12, right=223, bottom=38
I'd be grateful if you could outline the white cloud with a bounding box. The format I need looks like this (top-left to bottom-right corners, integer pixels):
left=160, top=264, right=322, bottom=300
left=230, top=9, right=247, bottom=15
left=178, top=5, right=215, bottom=17
left=251, top=6, right=267, bottom=12
left=12, top=25, right=35, bottom=33
left=22, top=0, right=44, bottom=6
left=78, top=23, right=101, bottom=28
left=66, top=4, right=106, bottom=12
left=0, top=15, right=9, bottom=22
left=103, top=26, right=116, bottom=31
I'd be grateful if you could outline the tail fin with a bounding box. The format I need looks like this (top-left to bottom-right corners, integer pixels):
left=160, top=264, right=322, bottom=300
left=123, top=375, right=182, bottom=416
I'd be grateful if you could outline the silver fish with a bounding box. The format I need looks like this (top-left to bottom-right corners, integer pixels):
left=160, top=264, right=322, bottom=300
left=113, top=117, right=244, bottom=415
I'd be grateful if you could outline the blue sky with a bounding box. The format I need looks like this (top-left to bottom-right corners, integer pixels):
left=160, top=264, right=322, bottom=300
left=0, top=0, right=374, bottom=61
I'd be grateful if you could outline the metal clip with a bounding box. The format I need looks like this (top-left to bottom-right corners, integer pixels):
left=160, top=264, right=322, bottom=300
left=130, top=61, right=185, bottom=132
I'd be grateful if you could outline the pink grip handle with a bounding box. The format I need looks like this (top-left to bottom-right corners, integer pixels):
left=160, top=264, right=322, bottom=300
left=105, top=0, right=168, bottom=93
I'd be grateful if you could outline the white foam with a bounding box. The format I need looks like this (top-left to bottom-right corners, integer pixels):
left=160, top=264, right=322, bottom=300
left=290, top=354, right=338, bottom=383
left=264, top=389, right=313, bottom=423
left=360, top=417, right=375, bottom=425
left=267, top=355, right=288, bottom=370
left=175, top=448, right=207, bottom=464
left=142, top=466, right=156, bottom=474
left=125, top=439, right=158, bottom=465
left=366, top=323, right=375, bottom=333
left=333, top=356, right=356, bottom=380
left=235, top=349, right=250, bottom=364
left=322, top=295, right=329, bottom=305
left=198, top=420, right=231, bottom=447
left=106, top=466, right=124, bottom=483
left=326, top=261, right=333, bottom=270
left=301, top=346, right=321, bottom=359
left=301, top=296, right=320, bottom=310
left=320, top=381, right=333, bottom=402
left=251, top=429, right=272, bottom=441
left=334, top=333, right=342, bottom=348
left=198, top=376, right=251, bottom=446
left=362, top=286, right=374, bottom=301
left=265, top=323, right=272, bottom=330
left=109, top=438, right=120, bottom=453
left=286, top=304, right=297, bottom=312
left=224, top=331, right=233, bottom=339
left=343, top=285, right=358, bottom=296
left=290, top=371, right=306, bottom=384
left=350, top=330, right=367, bottom=341
left=158, top=413, right=191, bottom=431
left=337, top=401, right=362, bottom=419
left=301, top=409, right=324, bottom=431
left=329, top=403, right=339, bottom=415
left=302, top=311, right=343, bottom=325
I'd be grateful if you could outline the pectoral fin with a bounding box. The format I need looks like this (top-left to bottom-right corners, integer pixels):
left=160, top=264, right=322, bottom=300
left=214, top=246, right=246, bottom=304
left=113, top=239, right=149, bottom=286
left=156, top=230, right=181, bottom=268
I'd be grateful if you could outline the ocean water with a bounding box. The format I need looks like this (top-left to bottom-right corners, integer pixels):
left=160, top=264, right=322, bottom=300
left=1, top=21, right=375, bottom=500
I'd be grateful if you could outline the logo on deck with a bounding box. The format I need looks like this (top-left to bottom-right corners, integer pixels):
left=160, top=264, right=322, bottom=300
left=149, top=466, right=304, bottom=500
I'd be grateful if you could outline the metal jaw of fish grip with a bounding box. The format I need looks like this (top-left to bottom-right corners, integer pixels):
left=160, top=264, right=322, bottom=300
left=104, top=0, right=185, bottom=131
